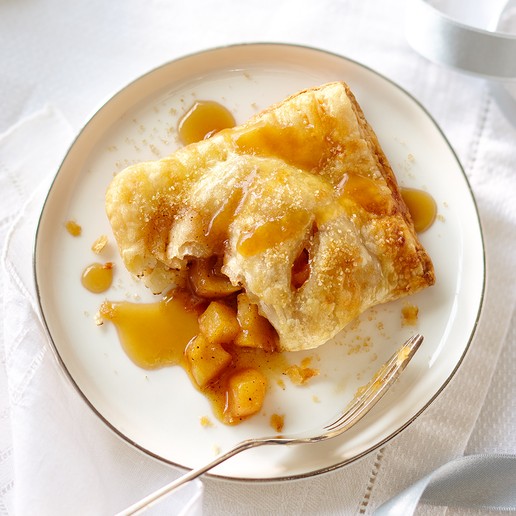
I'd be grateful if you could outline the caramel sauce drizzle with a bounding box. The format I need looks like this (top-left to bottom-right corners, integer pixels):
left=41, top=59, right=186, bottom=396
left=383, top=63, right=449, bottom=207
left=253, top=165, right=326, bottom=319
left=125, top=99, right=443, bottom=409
left=237, top=210, right=312, bottom=257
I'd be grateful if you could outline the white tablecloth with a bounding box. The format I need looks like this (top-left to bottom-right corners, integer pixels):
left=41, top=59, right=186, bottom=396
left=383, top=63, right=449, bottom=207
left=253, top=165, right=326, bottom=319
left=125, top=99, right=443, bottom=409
left=1, top=1, right=515, bottom=514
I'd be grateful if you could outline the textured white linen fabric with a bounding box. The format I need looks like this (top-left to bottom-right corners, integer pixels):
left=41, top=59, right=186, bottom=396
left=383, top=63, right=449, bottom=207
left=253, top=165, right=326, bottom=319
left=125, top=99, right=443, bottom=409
left=0, top=107, right=204, bottom=515
left=0, top=1, right=515, bottom=515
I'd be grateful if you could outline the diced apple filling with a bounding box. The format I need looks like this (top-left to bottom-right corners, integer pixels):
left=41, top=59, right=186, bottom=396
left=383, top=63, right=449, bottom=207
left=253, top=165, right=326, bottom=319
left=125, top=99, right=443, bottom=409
left=198, top=301, right=240, bottom=345
left=189, top=257, right=241, bottom=298
left=185, top=334, right=232, bottom=388
left=184, top=289, right=277, bottom=422
left=235, top=293, right=278, bottom=352
left=226, top=368, right=267, bottom=420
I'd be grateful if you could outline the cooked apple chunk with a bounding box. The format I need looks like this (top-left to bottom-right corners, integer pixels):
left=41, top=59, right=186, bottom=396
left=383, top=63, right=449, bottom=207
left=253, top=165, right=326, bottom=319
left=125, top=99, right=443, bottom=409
left=185, top=334, right=232, bottom=388
left=235, top=293, right=278, bottom=352
left=226, top=368, right=267, bottom=420
left=189, top=257, right=241, bottom=298
left=198, top=301, right=240, bottom=345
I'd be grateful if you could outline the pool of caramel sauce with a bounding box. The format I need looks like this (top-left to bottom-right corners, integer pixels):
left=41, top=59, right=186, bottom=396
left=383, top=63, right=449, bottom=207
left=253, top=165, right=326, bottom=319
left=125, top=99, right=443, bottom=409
left=178, top=100, right=235, bottom=146
left=100, top=290, right=289, bottom=425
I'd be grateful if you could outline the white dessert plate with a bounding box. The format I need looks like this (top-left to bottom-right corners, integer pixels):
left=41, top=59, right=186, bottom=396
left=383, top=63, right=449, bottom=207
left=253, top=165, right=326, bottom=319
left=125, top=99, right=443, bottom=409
left=34, top=43, right=485, bottom=481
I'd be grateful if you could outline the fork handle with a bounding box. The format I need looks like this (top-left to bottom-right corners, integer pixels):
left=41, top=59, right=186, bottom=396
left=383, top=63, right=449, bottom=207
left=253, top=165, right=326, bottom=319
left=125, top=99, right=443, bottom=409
left=116, top=439, right=266, bottom=515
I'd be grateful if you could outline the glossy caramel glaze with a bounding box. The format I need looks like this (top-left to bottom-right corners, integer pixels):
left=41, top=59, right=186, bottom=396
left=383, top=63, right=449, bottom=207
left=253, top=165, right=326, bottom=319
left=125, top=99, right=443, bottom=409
left=99, top=291, right=201, bottom=368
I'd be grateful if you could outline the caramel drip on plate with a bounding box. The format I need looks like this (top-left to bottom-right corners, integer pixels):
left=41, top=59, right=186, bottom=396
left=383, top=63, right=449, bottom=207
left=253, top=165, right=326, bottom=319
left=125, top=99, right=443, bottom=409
left=400, top=187, right=437, bottom=233
left=81, top=262, right=113, bottom=293
left=99, top=291, right=201, bottom=368
left=178, top=100, right=235, bottom=145
left=100, top=291, right=291, bottom=425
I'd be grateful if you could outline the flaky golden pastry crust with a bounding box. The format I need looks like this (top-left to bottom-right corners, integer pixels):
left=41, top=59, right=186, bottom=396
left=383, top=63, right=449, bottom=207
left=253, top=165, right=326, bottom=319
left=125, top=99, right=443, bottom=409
left=106, top=82, right=435, bottom=351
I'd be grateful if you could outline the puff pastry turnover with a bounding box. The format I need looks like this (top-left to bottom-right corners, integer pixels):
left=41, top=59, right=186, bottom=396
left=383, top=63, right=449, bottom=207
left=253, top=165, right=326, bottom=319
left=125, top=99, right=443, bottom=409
left=106, top=82, right=435, bottom=352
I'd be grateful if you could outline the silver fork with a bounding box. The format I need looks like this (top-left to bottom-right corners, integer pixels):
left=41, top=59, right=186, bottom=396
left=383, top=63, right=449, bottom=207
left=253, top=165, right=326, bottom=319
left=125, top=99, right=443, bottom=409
left=118, top=333, right=424, bottom=515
